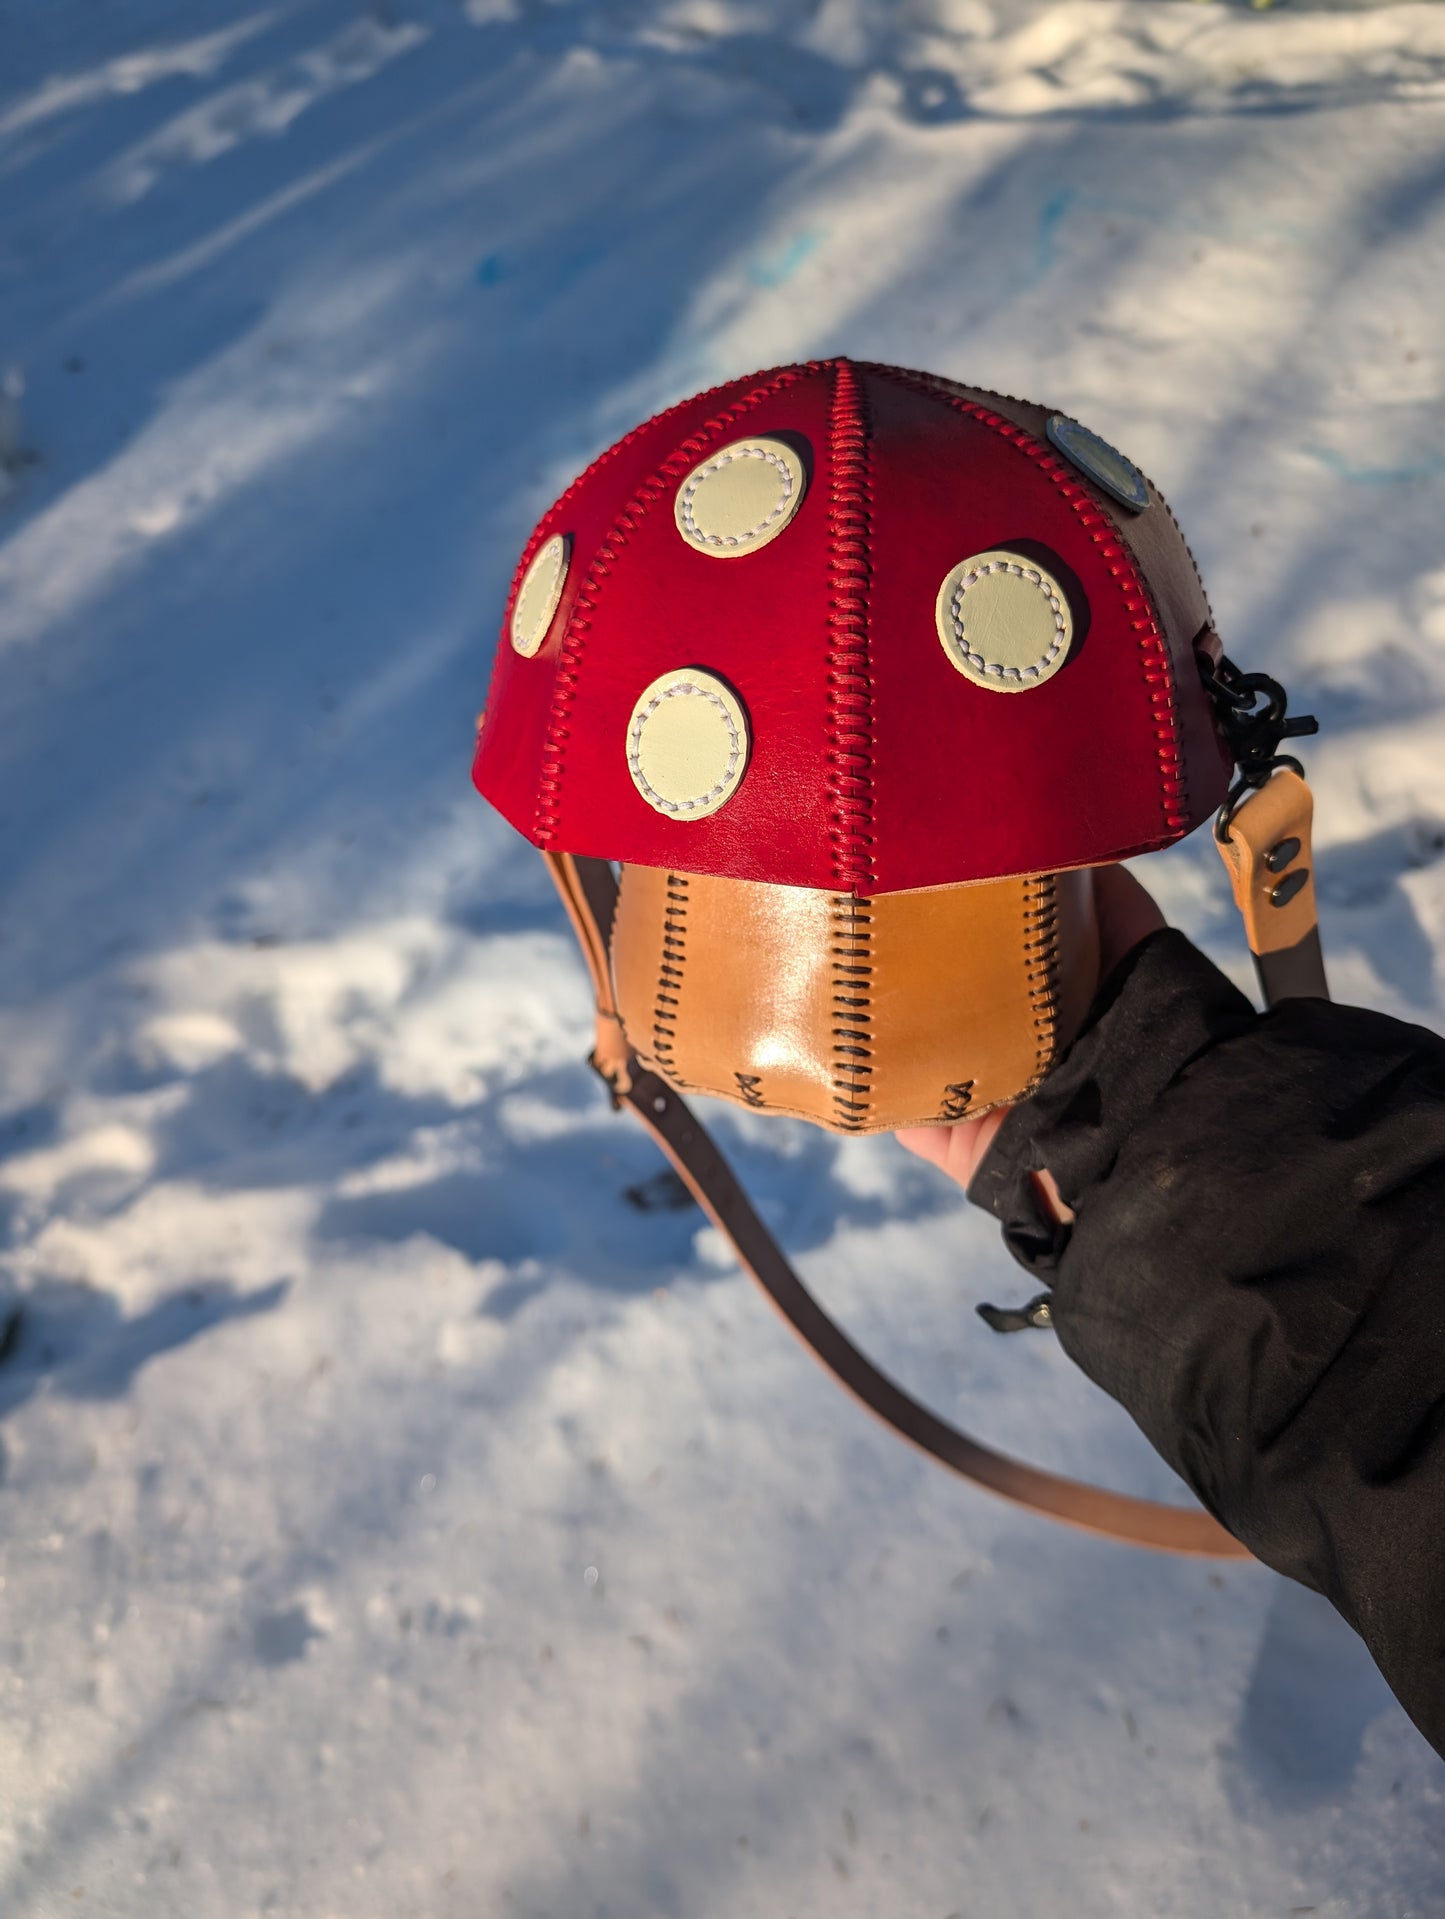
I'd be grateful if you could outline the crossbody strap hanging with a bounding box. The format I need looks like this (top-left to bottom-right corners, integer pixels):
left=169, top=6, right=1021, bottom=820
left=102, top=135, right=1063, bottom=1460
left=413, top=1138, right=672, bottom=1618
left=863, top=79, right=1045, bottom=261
left=545, top=849, right=1253, bottom=1559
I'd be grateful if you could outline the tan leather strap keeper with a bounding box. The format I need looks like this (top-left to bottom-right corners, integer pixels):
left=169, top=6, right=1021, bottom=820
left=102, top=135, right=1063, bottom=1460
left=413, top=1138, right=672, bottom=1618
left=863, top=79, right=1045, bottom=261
left=1215, top=769, right=1328, bottom=1003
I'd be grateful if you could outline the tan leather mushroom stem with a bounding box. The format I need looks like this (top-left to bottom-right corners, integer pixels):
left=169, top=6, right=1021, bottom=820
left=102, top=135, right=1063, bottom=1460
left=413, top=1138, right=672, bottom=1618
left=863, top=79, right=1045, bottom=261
left=545, top=849, right=1251, bottom=1559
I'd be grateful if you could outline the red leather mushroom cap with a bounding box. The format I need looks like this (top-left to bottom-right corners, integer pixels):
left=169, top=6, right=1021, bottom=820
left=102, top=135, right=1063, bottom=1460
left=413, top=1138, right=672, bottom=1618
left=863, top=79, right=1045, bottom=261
left=473, top=359, right=1232, bottom=895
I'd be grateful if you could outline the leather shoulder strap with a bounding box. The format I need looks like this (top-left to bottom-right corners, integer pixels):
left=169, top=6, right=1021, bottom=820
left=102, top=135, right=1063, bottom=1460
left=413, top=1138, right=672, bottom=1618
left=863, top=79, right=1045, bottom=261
left=544, top=851, right=1249, bottom=1559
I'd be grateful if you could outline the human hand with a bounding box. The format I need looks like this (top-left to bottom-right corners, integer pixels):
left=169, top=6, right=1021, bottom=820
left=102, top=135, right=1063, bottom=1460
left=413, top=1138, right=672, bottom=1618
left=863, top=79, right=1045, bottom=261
left=894, top=864, right=1166, bottom=1199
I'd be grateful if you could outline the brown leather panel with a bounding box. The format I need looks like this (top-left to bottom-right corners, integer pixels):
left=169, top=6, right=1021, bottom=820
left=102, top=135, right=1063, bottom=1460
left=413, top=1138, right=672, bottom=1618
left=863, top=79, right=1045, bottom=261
left=952, top=384, right=1212, bottom=650
left=611, top=866, right=1101, bottom=1133
left=902, top=374, right=1231, bottom=826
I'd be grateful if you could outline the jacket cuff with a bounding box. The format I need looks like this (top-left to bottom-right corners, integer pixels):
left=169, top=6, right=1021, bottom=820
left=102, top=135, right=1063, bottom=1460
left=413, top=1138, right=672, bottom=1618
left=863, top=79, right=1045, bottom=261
left=967, top=929, right=1257, bottom=1274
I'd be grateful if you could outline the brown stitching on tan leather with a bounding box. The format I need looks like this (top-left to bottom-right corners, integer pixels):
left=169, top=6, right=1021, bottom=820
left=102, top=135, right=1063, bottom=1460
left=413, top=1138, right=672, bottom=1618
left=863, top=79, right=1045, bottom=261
left=940, top=1080, right=975, bottom=1123
left=734, top=1072, right=765, bottom=1109
left=652, top=872, right=689, bottom=1084
left=533, top=365, right=815, bottom=846
left=829, top=893, right=874, bottom=1130
left=1021, top=873, right=1061, bottom=1087
left=825, top=360, right=876, bottom=893
left=632, top=1086, right=1022, bottom=1135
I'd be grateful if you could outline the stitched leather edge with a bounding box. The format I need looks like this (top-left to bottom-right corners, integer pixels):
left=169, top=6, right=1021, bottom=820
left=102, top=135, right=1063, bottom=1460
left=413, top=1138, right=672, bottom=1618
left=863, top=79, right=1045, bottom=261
left=1150, top=484, right=1214, bottom=626
left=499, top=370, right=787, bottom=660
left=612, top=864, right=651, bottom=1072
left=663, top=1089, right=1024, bottom=1133
left=1021, top=871, right=1061, bottom=1088
left=940, top=1079, right=975, bottom=1122
left=860, top=360, right=1215, bottom=623
left=652, top=871, right=689, bottom=1085
left=533, top=366, right=815, bottom=846
left=482, top=375, right=769, bottom=745
left=826, top=360, right=877, bottom=893
left=734, top=1071, right=765, bottom=1109
left=864, top=363, right=1191, bottom=839
left=830, top=893, right=874, bottom=1131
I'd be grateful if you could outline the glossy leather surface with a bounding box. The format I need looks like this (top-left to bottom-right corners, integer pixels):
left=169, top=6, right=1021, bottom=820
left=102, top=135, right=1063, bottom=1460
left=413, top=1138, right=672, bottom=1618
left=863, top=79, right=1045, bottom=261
left=610, top=865, right=1100, bottom=1132
left=474, top=360, right=1233, bottom=894
left=920, top=373, right=1232, bottom=818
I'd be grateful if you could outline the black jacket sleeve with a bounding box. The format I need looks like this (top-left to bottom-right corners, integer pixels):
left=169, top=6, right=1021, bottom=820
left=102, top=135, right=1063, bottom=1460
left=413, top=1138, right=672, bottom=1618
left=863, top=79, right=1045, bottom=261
left=968, top=929, right=1445, bottom=1760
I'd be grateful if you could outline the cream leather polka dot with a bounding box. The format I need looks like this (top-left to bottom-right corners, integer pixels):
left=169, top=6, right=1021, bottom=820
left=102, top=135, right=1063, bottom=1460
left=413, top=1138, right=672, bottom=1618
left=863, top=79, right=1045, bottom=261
left=935, top=550, right=1073, bottom=693
left=510, top=533, right=570, bottom=657
left=674, top=437, right=805, bottom=557
left=627, top=669, right=750, bottom=818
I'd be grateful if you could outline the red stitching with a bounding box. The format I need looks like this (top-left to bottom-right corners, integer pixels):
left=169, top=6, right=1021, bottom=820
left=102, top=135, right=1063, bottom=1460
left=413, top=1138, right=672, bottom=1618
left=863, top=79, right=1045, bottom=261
left=533, top=364, right=816, bottom=846
left=481, top=377, right=769, bottom=745
left=865, top=363, right=1191, bottom=837
left=825, top=360, right=877, bottom=894
left=503, top=367, right=797, bottom=642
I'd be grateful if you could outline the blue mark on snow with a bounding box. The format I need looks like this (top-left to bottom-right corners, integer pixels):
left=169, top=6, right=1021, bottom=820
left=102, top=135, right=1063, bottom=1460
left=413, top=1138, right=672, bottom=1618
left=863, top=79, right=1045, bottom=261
left=748, top=229, right=824, bottom=289
left=1304, top=446, right=1445, bottom=486
left=476, top=239, right=611, bottom=314
left=1033, top=188, right=1077, bottom=283
left=1030, top=188, right=1308, bottom=289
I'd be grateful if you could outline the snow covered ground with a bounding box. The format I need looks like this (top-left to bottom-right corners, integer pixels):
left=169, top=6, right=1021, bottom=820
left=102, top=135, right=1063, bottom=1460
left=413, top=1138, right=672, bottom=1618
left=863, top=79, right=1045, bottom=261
left=3, top=0, right=1445, bottom=1912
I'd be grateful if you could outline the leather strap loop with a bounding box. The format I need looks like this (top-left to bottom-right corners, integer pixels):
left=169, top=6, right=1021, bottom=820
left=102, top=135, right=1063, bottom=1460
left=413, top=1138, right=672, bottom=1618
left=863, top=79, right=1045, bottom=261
left=544, top=851, right=1250, bottom=1558
left=1215, top=768, right=1329, bottom=1004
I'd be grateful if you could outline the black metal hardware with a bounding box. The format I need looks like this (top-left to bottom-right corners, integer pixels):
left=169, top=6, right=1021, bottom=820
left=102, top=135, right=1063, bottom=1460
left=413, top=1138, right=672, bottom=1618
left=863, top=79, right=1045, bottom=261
left=1265, top=837, right=1302, bottom=873
left=1200, top=651, right=1319, bottom=839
